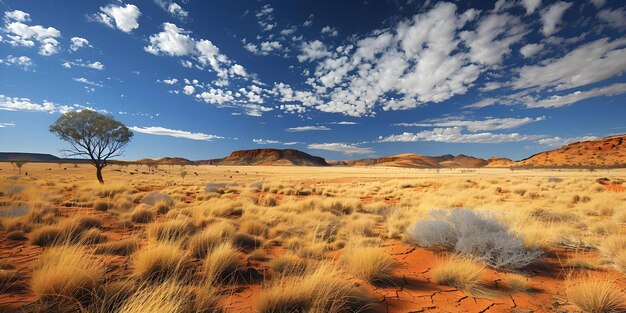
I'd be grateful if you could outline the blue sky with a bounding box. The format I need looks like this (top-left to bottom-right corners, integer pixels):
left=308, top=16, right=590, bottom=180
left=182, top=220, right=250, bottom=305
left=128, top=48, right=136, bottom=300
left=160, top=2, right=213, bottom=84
left=0, top=0, right=625, bottom=161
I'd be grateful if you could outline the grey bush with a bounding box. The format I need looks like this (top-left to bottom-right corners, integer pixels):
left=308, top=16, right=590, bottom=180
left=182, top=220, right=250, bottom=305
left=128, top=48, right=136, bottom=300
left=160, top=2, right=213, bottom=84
left=406, top=209, right=541, bottom=269
left=141, top=192, right=174, bottom=206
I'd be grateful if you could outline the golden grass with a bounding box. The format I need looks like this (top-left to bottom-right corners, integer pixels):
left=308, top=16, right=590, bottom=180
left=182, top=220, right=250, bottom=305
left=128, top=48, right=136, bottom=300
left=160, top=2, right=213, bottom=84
left=31, top=245, right=103, bottom=301
left=147, top=219, right=195, bottom=242
left=118, top=281, right=192, bottom=313
left=204, top=242, right=239, bottom=284
left=342, top=246, right=397, bottom=285
left=94, top=238, right=140, bottom=256
left=565, top=277, right=626, bottom=313
left=257, top=264, right=372, bottom=313
left=130, top=205, right=154, bottom=223
left=131, top=242, right=192, bottom=282
left=432, top=257, right=486, bottom=294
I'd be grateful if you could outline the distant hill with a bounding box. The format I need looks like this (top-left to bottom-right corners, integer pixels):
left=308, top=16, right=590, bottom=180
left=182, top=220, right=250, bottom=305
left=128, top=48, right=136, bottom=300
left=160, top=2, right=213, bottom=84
left=517, top=135, right=626, bottom=168
left=216, top=149, right=329, bottom=166
left=135, top=157, right=195, bottom=166
left=0, top=152, right=91, bottom=163
left=336, top=153, right=489, bottom=168
left=486, top=157, right=516, bottom=168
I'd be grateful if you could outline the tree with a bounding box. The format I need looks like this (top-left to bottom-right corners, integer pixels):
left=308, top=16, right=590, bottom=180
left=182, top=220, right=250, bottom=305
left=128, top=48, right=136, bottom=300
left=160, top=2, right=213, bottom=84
left=49, top=110, right=133, bottom=183
left=11, top=160, right=28, bottom=175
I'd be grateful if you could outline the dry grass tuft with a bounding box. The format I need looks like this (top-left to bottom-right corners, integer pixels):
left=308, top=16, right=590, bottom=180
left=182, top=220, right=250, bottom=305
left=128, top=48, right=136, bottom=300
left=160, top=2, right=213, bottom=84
left=566, top=277, right=626, bottom=313
left=204, top=242, right=239, bottom=284
left=95, top=238, right=140, bottom=256
left=147, top=219, right=195, bottom=242
left=130, top=206, right=155, bottom=223
left=119, top=281, right=192, bottom=313
left=233, top=232, right=263, bottom=251
left=188, top=224, right=233, bottom=258
left=269, top=255, right=308, bottom=277
left=257, top=264, right=372, bottom=313
left=93, top=200, right=113, bottom=212
left=31, top=245, right=103, bottom=302
left=342, top=246, right=397, bottom=285
left=432, top=257, right=486, bottom=295
left=132, top=242, right=192, bottom=282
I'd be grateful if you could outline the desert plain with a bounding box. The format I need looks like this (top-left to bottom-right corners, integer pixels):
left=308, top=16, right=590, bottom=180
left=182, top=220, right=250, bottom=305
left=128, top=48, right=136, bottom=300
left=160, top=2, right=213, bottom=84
left=0, top=162, right=625, bottom=313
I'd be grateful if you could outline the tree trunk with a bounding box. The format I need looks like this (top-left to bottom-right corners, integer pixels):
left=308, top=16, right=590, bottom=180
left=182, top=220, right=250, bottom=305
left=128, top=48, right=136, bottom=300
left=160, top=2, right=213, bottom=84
left=96, top=165, right=104, bottom=183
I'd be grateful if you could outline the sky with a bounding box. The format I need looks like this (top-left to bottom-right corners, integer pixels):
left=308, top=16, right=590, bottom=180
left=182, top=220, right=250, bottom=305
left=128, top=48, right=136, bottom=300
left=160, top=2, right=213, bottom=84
left=0, top=0, right=625, bottom=161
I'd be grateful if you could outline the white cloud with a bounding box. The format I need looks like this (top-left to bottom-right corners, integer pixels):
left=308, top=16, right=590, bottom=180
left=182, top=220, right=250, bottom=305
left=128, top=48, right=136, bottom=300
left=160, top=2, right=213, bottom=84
left=3, top=10, right=61, bottom=55
left=590, top=0, right=605, bottom=8
left=253, top=138, right=301, bottom=145
left=598, top=8, right=626, bottom=30
left=379, top=127, right=542, bottom=143
left=538, top=136, right=597, bottom=146
left=329, top=121, right=358, bottom=125
left=145, top=22, right=194, bottom=56
left=130, top=126, right=223, bottom=141
left=73, top=77, right=103, bottom=87
left=93, top=3, right=141, bottom=33
left=161, top=78, right=178, bottom=85
left=321, top=26, right=338, bottom=37
left=307, top=143, right=374, bottom=155
left=4, top=10, right=29, bottom=22
left=460, top=13, right=526, bottom=65
left=519, top=43, right=544, bottom=58
left=527, top=83, right=626, bottom=108
left=286, top=126, right=331, bottom=132
left=395, top=117, right=545, bottom=132
left=145, top=23, right=244, bottom=85
left=167, top=3, right=188, bottom=19
left=0, top=122, right=15, bottom=128
left=230, top=64, right=247, bottom=77
left=540, top=1, right=572, bottom=36
left=62, top=59, right=104, bottom=70
left=183, top=85, right=195, bottom=95
left=0, top=95, right=68, bottom=113
left=297, top=40, right=332, bottom=62
left=0, top=55, right=33, bottom=69
left=70, top=37, right=90, bottom=51
left=513, top=37, right=626, bottom=91
left=521, top=0, right=541, bottom=15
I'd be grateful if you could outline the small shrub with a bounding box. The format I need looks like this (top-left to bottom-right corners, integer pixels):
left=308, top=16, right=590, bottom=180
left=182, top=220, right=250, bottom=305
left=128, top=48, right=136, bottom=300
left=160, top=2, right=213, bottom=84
left=406, top=209, right=541, bottom=269
left=240, top=220, right=267, bottom=237
left=566, top=278, right=626, bottom=313
left=141, top=192, right=174, bottom=206
left=30, top=226, right=64, bottom=246
left=269, top=255, right=308, bottom=277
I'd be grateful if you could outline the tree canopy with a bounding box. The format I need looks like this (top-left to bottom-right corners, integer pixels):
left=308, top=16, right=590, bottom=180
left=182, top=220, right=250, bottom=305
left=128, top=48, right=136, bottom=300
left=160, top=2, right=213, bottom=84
left=49, top=110, right=133, bottom=183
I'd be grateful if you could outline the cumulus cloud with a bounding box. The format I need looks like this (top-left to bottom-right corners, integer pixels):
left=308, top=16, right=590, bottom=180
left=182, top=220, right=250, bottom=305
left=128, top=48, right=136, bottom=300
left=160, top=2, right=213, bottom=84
left=297, top=40, right=332, bottom=62
left=321, top=26, right=338, bottom=37
left=519, top=43, right=544, bottom=58
left=92, top=3, right=141, bottom=33
left=395, top=117, right=545, bottom=132
left=145, top=22, right=246, bottom=86
left=3, top=10, right=61, bottom=55
left=130, top=126, right=223, bottom=141
left=161, top=78, right=178, bottom=85
left=286, top=126, right=331, bottom=132
left=307, top=143, right=374, bottom=155
left=0, top=55, right=33, bottom=70
left=62, top=59, right=104, bottom=70
left=379, top=127, right=542, bottom=143
left=70, top=37, right=90, bottom=51
left=540, top=1, right=572, bottom=36
left=460, top=13, right=526, bottom=65
left=183, top=85, right=195, bottom=95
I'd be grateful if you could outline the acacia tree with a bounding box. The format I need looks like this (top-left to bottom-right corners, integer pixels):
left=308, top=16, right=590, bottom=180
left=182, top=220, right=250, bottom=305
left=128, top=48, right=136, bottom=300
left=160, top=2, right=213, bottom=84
left=49, top=110, right=133, bottom=183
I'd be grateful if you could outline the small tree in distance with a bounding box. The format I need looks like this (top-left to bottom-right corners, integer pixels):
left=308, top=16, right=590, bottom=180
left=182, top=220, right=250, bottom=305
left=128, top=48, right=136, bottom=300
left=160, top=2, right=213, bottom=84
left=49, top=110, right=133, bottom=183
left=11, top=160, right=28, bottom=175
